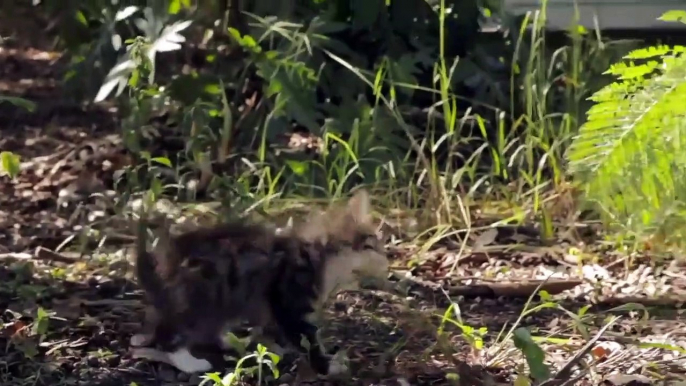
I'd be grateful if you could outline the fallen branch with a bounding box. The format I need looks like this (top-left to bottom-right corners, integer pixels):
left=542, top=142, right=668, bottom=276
left=449, top=279, right=583, bottom=297
left=597, top=295, right=685, bottom=307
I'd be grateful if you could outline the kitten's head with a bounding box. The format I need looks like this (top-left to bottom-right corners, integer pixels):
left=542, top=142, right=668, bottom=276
left=298, top=189, right=389, bottom=298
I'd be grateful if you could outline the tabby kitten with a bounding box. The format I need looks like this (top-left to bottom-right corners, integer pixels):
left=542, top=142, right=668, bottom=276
left=130, top=189, right=388, bottom=375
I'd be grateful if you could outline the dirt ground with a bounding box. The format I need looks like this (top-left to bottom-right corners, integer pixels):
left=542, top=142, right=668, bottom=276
left=1, top=12, right=686, bottom=386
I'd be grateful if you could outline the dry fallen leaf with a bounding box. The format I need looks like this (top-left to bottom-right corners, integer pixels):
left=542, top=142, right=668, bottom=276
left=591, top=341, right=622, bottom=361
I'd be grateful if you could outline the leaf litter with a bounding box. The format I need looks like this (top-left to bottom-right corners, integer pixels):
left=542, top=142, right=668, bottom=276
left=1, top=30, right=685, bottom=386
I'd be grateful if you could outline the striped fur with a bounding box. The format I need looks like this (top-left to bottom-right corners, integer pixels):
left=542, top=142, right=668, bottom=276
left=131, top=189, right=388, bottom=375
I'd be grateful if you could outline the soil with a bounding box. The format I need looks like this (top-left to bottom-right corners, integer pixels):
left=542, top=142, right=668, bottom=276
left=1, top=8, right=685, bottom=386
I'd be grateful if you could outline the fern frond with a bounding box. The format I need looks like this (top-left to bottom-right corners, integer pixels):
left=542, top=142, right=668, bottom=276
left=567, top=45, right=686, bottom=249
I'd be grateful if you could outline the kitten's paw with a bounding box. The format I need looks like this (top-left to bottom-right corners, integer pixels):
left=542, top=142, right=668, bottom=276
left=168, top=347, right=213, bottom=374
left=326, top=350, right=350, bottom=379
left=131, top=346, right=213, bottom=374
left=130, top=333, right=154, bottom=347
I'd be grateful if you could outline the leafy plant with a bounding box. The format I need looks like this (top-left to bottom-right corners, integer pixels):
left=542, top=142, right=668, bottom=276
left=200, top=344, right=280, bottom=386
left=1, top=151, right=21, bottom=179
left=567, top=10, right=686, bottom=253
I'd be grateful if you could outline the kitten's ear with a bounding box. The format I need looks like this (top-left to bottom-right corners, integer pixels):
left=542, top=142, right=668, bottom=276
left=347, top=189, right=371, bottom=224
left=275, top=217, right=294, bottom=236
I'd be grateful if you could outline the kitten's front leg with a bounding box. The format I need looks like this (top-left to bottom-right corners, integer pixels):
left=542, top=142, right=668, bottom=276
left=130, top=307, right=161, bottom=347
left=130, top=307, right=179, bottom=350
left=272, top=312, right=345, bottom=377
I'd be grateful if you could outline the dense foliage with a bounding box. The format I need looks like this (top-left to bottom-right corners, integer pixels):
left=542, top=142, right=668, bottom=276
left=22, top=0, right=685, bottom=253
left=31, top=0, right=533, bottom=211
left=567, top=11, right=686, bottom=252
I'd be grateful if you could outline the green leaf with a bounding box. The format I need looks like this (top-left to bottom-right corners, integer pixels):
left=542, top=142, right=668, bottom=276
left=199, top=372, right=223, bottom=386
left=266, top=352, right=281, bottom=365
left=150, top=178, right=163, bottom=200
left=223, top=332, right=248, bottom=356
left=512, top=327, right=550, bottom=381
left=32, top=307, right=49, bottom=336
left=242, top=35, right=258, bottom=49
left=659, top=10, right=686, bottom=24
left=228, top=28, right=242, bottom=42
left=286, top=160, right=309, bottom=176
left=168, top=0, right=182, bottom=14
left=1, top=151, right=21, bottom=179
left=151, top=157, right=172, bottom=168
left=0, top=96, right=36, bottom=111
left=221, top=372, right=237, bottom=385
left=566, top=45, right=686, bottom=251
left=75, top=10, right=88, bottom=25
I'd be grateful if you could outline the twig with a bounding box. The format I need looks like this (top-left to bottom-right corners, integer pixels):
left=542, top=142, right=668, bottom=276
left=0, top=252, right=33, bottom=260
left=539, top=316, right=620, bottom=385
left=34, top=246, right=79, bottom=263
left=81, top=299, right=140, bottom=307
left=0, top=247, right=80, bottom=264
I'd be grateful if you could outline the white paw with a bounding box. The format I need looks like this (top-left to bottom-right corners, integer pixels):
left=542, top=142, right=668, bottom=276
left=132, top=346, right=212, bottom=373
left=167, top=347, right=213, bottom=374
left=327, top=350, right=350, bottom=378
left=130, top=333, right=153, bottom=347
left=131, top=347, right=170, bottom=363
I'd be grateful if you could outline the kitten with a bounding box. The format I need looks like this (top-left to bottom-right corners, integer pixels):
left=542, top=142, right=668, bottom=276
left=130, top=189, right=389, bottom=376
